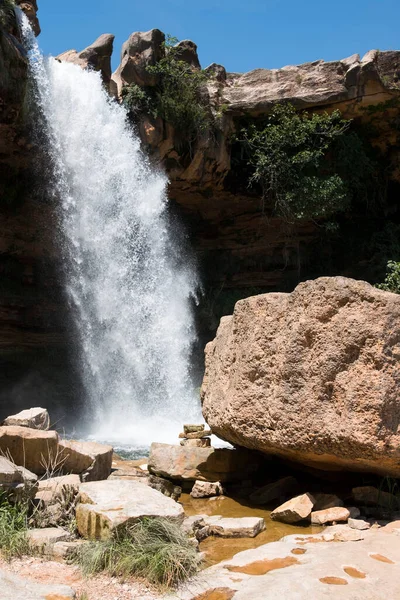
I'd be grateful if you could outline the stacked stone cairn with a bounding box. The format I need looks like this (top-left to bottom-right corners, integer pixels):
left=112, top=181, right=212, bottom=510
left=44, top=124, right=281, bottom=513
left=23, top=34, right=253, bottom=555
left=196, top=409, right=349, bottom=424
left=179, top=424, right=212, bottom=448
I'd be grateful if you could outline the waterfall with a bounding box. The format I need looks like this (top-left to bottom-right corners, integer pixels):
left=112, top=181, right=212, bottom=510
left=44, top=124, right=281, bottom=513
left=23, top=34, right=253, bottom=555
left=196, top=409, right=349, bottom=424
left=20, top=14, right=200, bottom=446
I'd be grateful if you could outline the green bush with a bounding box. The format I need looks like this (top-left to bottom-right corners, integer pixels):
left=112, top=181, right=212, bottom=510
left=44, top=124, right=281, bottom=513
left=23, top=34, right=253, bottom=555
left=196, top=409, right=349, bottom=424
left=376, top=260, right=400, bottom=293
left=0, top=493, right=31, bottom=560
left=72, top=518, right=199, bottom=588
left=123, top=35, right=210, bottom=151
left=236, top=103, right=375, bottom=222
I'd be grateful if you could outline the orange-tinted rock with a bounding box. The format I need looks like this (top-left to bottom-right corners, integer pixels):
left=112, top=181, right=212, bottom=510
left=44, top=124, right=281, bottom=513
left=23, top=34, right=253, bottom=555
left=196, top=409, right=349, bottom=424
left=271, top=493, right=315, bottom=524
left=311, top=507, right=350, bottom=525
left=202, top=277, right=400, bottom=477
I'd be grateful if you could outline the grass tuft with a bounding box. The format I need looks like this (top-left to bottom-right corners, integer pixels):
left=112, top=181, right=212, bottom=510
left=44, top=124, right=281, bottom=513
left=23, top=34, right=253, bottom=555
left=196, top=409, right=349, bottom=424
left=72, top=518, right=199, bottom=588
left=0, top=492, right=31, bottom=560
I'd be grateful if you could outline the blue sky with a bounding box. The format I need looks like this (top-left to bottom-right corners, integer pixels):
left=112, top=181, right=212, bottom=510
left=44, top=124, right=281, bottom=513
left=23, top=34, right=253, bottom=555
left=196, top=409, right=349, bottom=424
left=38, top=0, right=399, bottom=74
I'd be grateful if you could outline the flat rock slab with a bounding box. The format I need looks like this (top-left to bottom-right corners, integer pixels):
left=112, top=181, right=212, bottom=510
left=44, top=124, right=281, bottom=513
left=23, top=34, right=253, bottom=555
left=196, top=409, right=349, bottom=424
left=206, top=516, right=265, bottom=538
left=76, top=479, right=185, bottom=540
left=148, top=442, right=258, bottom=482
left=0, top=567, right=75, bottom=599
left=27, top=528, right=72, bottom=549
left=0, top=427, right=59, bottom=475
left=3, top=408, right=50, bottom=431
left=172, top=522, right=400, bottom=600
left=58, top=439, right=113, bottom=481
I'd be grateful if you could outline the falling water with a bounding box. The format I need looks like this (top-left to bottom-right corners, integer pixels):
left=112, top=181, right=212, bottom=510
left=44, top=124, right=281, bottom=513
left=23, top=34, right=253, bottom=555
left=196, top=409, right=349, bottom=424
left=20, top=15, right=200, bottom=446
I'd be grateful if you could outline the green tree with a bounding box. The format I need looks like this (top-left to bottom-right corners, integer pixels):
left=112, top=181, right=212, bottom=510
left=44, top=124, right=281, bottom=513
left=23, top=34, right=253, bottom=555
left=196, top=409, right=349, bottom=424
left=376, top=260, right=400, bottom=294
left=236, top=103, right=375, bottom=222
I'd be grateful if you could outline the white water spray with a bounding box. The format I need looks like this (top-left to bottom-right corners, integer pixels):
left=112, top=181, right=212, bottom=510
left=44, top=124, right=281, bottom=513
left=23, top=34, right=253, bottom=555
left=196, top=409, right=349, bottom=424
left=20, top=15, right=200, bottom=445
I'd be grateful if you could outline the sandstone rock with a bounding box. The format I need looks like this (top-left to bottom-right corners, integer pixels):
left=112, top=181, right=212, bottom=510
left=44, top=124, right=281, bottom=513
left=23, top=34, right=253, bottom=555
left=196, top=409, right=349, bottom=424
left=148, top=474, right=182, bottom=501
left=352, top=486, right=400, bottom=509
left=191, top=480, right=224, bottom=498
left=175, top=39, right=201, bottom=69
left=15, top=1, right=40, bottom=36
left=311, top=506, right=350, bottom=525
left=38, top=474, right=80, bottom=494
left=51, top=539, right=89, bottom=559
left=312, top=493, right=344, bottom=511
left=148, top=442, right=259, bottom=482
left=202, top=277, right=400, bottom=477
left=205, top=62, right=227, bottom=82
left=181, top=438, right=211, bottom=448
left=249, top=476, right=299, bottom=505
left=58, top=439, right=113, bottom=481
left=348, top=517, right=371, bottom=530
left=184, top=424, right=205, bottom=434
left=0, top=456, right=37, bottom=499
left=76, top=479, right=184, bottom=540
left=179, top=430, right=212, bottom=439
left=27, top=527, right=72, bottom=550
left=57, top=34, right=115, bottom=87
left=3, top=407, right=50, bottom=430
left=348, top=506, right=361, bottom=519
left=271, top=493, right=315, bottom=523
left=206, top=515, right=265, bottom=538
left=0, top=567, right=75, bottom=600
left=0, top=426, right=59, bottom=475
left=111, top=28, right=165, bottom=95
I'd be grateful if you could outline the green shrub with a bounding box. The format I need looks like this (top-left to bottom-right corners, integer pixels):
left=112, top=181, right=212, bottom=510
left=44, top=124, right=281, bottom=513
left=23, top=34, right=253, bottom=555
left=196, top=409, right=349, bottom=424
left=0, top=493, right=31, bottom=560
left=121, top=83, right=156, bottom=119
left=72, top=518, right=199, bottom=588
left=236, top=103, right=375, bottom=222
left=376, top=260, right=400, bottom=293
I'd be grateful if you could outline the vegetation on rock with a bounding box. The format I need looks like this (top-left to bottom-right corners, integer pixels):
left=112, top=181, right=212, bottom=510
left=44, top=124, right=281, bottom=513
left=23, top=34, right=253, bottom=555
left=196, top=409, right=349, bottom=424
left=72, top=517, right=199, bottom=588
left=235, top=103, right=376, bottom=222
left=123, top=35, right=210, bottom=149
left=376, top=260, right=400, bottom=294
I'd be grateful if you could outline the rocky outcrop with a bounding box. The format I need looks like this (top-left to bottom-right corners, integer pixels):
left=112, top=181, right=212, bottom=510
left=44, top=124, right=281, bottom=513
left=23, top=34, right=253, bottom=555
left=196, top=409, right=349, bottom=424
left=57, top=33, right=115, bottom=88
left=16, top=1, right=40, bottom=36
left=111, top=28, right=165, bottom=95
left=202, top=277, right=400, bottom=477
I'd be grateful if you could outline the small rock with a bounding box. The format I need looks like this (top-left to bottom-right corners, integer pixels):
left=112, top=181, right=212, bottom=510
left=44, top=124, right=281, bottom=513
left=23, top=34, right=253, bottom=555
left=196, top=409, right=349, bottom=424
left=249, top=476, right=299, bottom=505
left=3, top=408, right=50, bottom=431
left=184, top=424, right=205, bottom=434
left=38, top=474, right=80, bottom=494
left=206, top=515, right=265, bottom=538
left=180, top=438, right=211, bottom=448
left=51, top=539, right=89, bottom=559
left=311, top=506, right=350, bottom=525
left=0, top=456, right=38, bottom=499
left=271, top=493, right=315, bottom=524
left=182, top=515, right=208, bottom=535
left=148, top=474, right=182, bottom=501
left=191, top=480, right=224, bottom=499
left=179, top=430, right=212, bottom=439
left=348, top=518, right=371, bottom=530
left=313, top=493, right=344, bottom=511
left=27, top=527, right=72, bottom=551
left=348, top=506, right=361, bottom=519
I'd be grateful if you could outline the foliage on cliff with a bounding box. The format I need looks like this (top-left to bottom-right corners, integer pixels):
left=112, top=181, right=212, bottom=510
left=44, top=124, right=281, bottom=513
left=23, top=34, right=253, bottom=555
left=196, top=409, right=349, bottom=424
left=122, top=36, right=210, bottom=149
left=376, top=261, right=400, bottom=294
left=235, top=103, right=376, bottom=222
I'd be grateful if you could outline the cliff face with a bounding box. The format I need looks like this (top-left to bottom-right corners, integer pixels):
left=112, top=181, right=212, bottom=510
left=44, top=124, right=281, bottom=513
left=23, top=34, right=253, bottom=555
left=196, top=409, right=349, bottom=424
left=1, top=4, right=400, bottom=418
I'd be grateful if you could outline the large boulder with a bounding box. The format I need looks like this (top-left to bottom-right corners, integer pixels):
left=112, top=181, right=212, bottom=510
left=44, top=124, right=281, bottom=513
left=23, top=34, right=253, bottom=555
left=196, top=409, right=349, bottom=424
left=76, top=479, right=184, bottom=540
left=0, top=426, right=59, bottom=475
left=58, top=439, right=113, bottom=481
left=57, top=33, right=115, bottom=87
left=111, top=28, right=165, bottom=95
left=202, top=277, right=400, bottom=477
left=148, top=442, right=259, bottom=482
